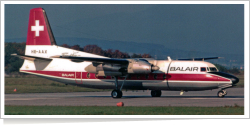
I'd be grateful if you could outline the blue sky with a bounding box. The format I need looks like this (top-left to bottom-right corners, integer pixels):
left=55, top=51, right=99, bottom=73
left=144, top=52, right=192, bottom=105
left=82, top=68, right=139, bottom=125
left=5, top=4, right=244, bottom=55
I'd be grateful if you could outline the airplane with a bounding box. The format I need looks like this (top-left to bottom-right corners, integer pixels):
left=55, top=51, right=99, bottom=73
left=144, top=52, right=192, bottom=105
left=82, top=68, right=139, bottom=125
left=12, top=8, right=239, bottom=98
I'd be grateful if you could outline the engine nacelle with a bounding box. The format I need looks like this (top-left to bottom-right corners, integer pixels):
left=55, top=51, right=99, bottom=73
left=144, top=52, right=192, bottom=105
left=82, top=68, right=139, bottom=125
left=85, top=63, right=124, bottom=76
left=127, top=59, right=159, bottom=74
left=84, top=59, right=159, bottom=76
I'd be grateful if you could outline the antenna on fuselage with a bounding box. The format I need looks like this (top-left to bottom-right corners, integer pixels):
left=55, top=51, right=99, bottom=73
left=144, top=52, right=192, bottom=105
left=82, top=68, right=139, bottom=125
left=167, top=56, right=172, bottom=61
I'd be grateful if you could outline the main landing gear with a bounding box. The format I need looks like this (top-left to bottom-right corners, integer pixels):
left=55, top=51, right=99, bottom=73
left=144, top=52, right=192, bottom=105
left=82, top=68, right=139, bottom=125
left=111, top=75, right=128, bottom=98
left=217, top=89, right=227, bottom=98
left=151, top=90, right=162, bottom=97
left=111, top=89, right=123, bottom=98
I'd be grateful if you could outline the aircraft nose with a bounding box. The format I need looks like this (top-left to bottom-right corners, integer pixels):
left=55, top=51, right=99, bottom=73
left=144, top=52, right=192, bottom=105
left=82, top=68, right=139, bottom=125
left=231, top=76, right=239, bottom=85
left=208, top=72, right=239, bottom=85
left=222, top=73, right=239, bottom=85
left=220, top=72, right=239, bottom=85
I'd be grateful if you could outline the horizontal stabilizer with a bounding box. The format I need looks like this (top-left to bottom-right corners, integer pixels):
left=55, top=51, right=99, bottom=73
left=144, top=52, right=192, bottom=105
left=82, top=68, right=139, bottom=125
left=11, top=53, right=52, bottom=61
left=177, top=57, right=222, bottom=61
left=51, top=56, right=129, bottom=65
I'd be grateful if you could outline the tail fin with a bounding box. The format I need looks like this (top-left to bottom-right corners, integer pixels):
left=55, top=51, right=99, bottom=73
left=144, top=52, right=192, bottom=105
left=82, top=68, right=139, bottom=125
left=26, top=8, right=56, bottom=45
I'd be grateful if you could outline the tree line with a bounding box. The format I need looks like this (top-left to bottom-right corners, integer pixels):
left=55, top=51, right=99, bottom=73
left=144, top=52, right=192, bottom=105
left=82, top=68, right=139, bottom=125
left=5, top=42, right=26, bottom=74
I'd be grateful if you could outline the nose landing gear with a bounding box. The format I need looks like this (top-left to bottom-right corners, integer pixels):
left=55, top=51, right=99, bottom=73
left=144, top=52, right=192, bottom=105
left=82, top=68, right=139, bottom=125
left=217, top=90, right=227, bottom=98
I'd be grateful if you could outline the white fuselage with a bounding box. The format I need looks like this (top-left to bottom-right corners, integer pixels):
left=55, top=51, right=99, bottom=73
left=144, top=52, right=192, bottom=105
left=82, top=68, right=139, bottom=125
left=20, top=45, right=233, bottom=91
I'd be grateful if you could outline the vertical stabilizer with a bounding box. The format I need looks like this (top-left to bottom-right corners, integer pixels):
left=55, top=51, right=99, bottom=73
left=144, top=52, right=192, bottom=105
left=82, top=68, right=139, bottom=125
left=26, top=8, right=56, bottom=45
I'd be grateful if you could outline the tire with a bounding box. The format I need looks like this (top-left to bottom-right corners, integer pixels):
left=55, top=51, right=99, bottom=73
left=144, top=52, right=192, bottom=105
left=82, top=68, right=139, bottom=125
left=118, top=90, right=123, bottom=98
left=151, top=90, right=162, bottom=97
left=217, top=91, right=225, bottom=98
left=151, top=90, right=157, bottom=97
left=111, top=89, right=122, bottom=98
left=156, top=90, right=162, bottom=97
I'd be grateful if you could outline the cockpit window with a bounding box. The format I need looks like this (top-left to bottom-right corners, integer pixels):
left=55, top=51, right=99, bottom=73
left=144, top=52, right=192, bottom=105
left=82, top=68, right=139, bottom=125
left=209, top=67, right=218, bottom=72
left=200, top=67, right=206, bottom=72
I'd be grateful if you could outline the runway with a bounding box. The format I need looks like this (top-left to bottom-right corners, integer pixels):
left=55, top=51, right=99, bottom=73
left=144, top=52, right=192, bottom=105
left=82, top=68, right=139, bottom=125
left=5, top=88, right=244, bottom=107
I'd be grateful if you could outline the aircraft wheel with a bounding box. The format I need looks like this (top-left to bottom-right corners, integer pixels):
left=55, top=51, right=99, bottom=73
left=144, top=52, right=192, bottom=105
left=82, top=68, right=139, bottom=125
left=111, top=89, right=122, bottom=98
left=217, top=90, right=225, bottom=98
left=151, top=90, right=162, bottom=97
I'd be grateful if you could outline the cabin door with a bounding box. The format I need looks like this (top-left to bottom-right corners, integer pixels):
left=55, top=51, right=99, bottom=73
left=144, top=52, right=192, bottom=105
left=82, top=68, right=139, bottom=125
left=75, top=71, right=83, bottom=84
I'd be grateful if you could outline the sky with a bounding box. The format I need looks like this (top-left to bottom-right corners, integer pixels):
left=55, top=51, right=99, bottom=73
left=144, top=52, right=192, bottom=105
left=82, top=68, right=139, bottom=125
left=4, top=4, right=244, bottom=55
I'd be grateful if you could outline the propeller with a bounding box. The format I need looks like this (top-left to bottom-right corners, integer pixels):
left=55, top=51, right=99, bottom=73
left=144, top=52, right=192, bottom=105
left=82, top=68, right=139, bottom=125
left=151, top=55, right=160, bottom=71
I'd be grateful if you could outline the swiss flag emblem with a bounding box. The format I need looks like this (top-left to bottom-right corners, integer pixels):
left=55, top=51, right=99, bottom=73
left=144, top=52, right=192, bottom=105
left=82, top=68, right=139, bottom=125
left=31, top=20, right=44, bottom=37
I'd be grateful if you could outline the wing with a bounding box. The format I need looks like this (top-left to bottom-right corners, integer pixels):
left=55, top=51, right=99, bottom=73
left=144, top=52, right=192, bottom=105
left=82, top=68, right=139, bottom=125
left=177, top=57, right=222, bottom=61
left=51, top=55, right=129, bottom=65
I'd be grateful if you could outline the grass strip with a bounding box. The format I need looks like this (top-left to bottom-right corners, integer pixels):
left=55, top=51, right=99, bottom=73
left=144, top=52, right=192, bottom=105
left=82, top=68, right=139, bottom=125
left=5, top=106, right=244, bottom=115
left=5, top=77, right=108, bottom=94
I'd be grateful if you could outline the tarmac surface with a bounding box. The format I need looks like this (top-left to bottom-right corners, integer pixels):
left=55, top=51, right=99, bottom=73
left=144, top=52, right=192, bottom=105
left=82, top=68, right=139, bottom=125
left=5, top=88, right=244, bottom=107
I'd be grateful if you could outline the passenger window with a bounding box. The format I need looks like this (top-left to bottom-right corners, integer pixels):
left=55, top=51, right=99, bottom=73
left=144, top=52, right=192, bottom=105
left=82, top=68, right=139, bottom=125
left=163, top=74, right=166, bottom=79
left=200, top=67, right=206, bottom=72
left=137, top=75, right=140, bottom=79
left=154, top=74, right=157, bottom=79
left=95, top=73, right=98, bottom=78
left=87, top=73, right=90, bottom=78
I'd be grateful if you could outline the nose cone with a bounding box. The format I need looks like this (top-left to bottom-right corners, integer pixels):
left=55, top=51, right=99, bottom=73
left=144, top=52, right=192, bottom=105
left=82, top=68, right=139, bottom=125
left=208, top=72, right=239, bottom=85
left=231, top=76, right=239, bottom=85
